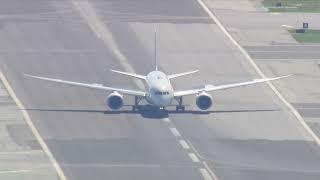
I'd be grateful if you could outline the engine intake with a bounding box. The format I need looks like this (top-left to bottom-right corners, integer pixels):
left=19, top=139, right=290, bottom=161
left=196, top=92, right=213, bottom=110
left=107, top=91, right=124, bottom=110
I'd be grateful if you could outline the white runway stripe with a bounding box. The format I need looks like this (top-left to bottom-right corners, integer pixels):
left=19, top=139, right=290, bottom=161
left=188, top=153, right=200, bottom=163
left=0, top=72, right=67, bottom=180
left=179, top=140, right=190, bottom=149
left=197, top=0, right=320, bottom=146
left=169, top=128, right=181, bottom=137
left=199, top=168, right=214, bottom=180
left=163, top=118, right=171, bottom=122
left=0, top=170, right=30, bottom=174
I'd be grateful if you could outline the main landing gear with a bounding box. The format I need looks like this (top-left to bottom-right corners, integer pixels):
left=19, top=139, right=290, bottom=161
left=175, top=96, right=185, bottom=111
left=132, top=96, right=143, bottom=111
left=132, top=96, right=186, bottom=111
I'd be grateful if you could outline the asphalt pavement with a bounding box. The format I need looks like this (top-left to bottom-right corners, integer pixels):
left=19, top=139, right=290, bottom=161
left=0, top=0, right=319, bottom=180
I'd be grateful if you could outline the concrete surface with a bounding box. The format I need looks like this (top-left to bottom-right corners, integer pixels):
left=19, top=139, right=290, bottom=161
left=0, top=0, right=319, bottom=180
left=203, top=0, right=320, bottom=144
left=204, top=1, right=320, bottom=177
left=0, top=73, right=58, bottom=179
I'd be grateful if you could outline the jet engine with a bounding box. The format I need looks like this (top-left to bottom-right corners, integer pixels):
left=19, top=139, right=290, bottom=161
left=107, top=91, right=124, bottom=110
left=196, top=92, right=213, bottom=110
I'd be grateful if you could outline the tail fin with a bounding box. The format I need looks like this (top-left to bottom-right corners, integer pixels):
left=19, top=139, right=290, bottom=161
left=168, top=70, right=199, bottom=79
left=110, top=69, right=146, bottom=80
left=154, top=26, right=158, bottom=71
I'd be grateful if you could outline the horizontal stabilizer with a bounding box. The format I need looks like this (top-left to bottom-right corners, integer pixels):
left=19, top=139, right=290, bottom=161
left=110, top=69, right=146, bottom=80
left=168, top=70, right=199, bottom=79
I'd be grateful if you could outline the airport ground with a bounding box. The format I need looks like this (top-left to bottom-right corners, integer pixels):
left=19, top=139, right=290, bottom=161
left=0, top=0, right=319, bottom=180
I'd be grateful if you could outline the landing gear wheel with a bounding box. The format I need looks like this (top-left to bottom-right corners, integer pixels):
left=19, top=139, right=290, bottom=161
left=176, top=105, right=185, bottom=111
left=176, top=97, right=185, bottom=111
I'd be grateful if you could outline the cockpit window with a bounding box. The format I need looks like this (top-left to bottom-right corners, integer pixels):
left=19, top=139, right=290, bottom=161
left=155, top=91, right=169, bottom=95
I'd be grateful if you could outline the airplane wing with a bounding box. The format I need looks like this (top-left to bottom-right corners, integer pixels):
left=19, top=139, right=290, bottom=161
left=174, top=75, right=292, bottom=97
left=24, top=74, right=146, bottom=97
left=110, top=69, right=146, bottom=80
left=168, top=70, right=199, bottom=79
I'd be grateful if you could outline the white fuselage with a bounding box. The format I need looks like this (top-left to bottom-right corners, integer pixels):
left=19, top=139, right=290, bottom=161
left=145, top=71, right=174, bottom=107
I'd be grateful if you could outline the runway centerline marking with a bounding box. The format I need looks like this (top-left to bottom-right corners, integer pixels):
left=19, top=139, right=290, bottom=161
left=197, top=0, right=320, bottom=146
left=188, top=153, right=200, bottom=163
left=72, top=1, right=217, bottom=179
left=202, top=161, right=219, bottom=180
left=199, top=168, right=214, bottom=180
left=164, top=119, right=217, bottom=180
left=163, top=118, right=171, bottom=122
left=179, top=140, right=190, bottom=149
left=169, top=127, right=181, bottom=137
left=0, top=71, right=67, bottom=180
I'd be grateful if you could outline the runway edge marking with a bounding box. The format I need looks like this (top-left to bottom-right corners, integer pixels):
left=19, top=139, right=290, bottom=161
left=0, top=71, right=67, bottom=180
left=197, top=0, right=320, bottom=146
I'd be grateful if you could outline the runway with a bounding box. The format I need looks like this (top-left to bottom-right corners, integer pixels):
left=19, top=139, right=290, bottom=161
left=0, top=0, right=320, bottom=180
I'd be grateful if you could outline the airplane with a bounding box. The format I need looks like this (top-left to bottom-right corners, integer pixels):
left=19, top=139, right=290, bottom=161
left=24, top=71, right=291, bottom=111
left=24, top=30, right=292, bottom=112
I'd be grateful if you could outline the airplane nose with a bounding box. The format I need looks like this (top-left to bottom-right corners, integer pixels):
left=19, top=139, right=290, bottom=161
left=157, top=96, right=171, bottom=107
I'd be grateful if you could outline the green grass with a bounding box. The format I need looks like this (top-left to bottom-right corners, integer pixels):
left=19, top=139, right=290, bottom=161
left=288, top=29, right=320, bottom=43
left=262, top=0, right=320, bottom=12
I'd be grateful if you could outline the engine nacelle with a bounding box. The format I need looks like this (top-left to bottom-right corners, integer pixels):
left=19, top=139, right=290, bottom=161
left=196, top=92, right=213, bottom=110
left=107, top=91, right=124, bottom=110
